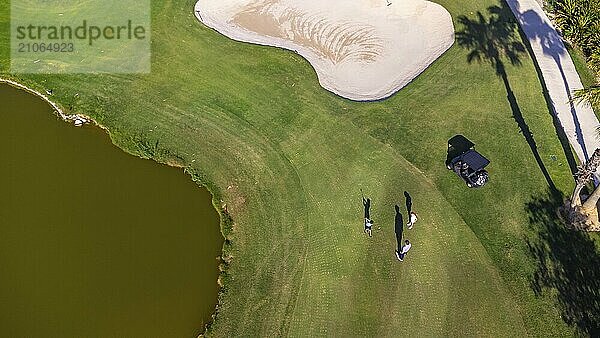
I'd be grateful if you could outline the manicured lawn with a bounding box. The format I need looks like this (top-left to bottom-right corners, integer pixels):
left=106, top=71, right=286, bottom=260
left=566, top=44, right=599, bottom=122
left=567, top=44, right=597, bottom=89
left=1, top=0, right=598, bottom=336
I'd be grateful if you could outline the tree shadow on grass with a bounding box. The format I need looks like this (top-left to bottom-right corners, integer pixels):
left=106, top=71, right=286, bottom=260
left=457, top=1, right=557, bottom=192
left=525, top=190, right=600, bottom=336
left=514, top=5, right=589, bottom=161
left=516, top=26, right=580, bottom=175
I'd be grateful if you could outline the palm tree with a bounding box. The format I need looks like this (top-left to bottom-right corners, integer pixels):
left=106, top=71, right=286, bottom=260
left=569, top=148, right=600, bottom=230
left=571, top=148, right=600, bottom=207
left=546, top=1, right=600, bottom=229
left=548, top=0, right=587, bottom=44
left=547, top=0, right=600, bottom=134
left=546, top=0, right=600, bottom=54
left=580, top=51, right=600, bottom=112
left=574, top=85, right=600, bottom=108
left=588, top=52, right=600, bottom=73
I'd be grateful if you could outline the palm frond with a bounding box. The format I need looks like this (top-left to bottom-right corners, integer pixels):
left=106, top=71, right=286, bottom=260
left=574, top=85, right=600, bottom=107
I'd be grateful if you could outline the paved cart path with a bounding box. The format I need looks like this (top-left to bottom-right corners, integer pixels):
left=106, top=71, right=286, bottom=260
left=506, top=0, right=600, bottom=167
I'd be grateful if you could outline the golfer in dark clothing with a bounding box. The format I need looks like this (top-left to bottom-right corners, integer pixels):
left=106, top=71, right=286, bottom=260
left=404, top=191, right=412, bottom=221
left=363, top=197, right=371, bottom=219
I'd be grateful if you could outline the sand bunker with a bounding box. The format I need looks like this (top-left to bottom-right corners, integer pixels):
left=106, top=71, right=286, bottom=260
left=195, top=0, right=454, bottom=101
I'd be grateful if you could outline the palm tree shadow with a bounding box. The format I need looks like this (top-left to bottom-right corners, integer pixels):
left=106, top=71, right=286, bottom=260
left=515, top=24, right=580, bottom=175
left=456, top=1, right=557, bottom=192
left=515, top=6, right=589, bottom=161
left=525, top=190, right=600, bottom=336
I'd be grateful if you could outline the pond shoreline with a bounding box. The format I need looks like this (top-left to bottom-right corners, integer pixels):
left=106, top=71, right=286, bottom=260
left=0, top=78, right=225, bottom=337
left=0, top=77, right=93, bottom=127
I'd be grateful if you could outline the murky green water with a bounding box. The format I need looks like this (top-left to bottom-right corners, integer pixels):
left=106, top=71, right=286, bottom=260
left=0, top=84, right=222, bottom=337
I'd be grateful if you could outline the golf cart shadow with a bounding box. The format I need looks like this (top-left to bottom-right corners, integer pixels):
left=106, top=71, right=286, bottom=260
left=446, top=135, right=490, bottom=188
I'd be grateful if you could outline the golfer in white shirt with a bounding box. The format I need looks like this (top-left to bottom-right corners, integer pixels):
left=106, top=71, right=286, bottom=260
left=396, top=239, right=412, bottom=261
left=407, top=211, right=418, bottom=230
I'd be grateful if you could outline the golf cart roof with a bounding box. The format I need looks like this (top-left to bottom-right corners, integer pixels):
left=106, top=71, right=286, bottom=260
left=461, top=149, right=490, bottom=171
left=448, top=135, right=475, bottom=150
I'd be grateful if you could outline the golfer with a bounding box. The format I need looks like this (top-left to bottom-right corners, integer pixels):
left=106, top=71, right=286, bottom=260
left=396, top=239, right=412, bottom=261
left=364, top=218, right=374, bottom=237
left=407, top=211, right=418, bottom=230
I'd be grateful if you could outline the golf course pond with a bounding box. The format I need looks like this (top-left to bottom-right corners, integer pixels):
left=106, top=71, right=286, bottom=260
left=0, top=83, right=223, bottom=337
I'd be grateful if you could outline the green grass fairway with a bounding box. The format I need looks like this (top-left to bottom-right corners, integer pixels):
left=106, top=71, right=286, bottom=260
left=2, top=0, right=599, bottom=336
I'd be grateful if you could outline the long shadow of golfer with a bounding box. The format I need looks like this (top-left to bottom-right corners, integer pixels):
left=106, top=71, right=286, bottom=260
left=513, top=6, right=589, bottom=161
left=525, top=190, right=600, bottom=336
left=457, top=1, right=557, bottom=192
left=363, top=197, right=371, bottom=219
left=394, top=205, right=404, bottom=251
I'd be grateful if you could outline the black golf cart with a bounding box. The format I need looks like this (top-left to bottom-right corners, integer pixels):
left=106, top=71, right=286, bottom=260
left=446, top=135, right=490, bottom=188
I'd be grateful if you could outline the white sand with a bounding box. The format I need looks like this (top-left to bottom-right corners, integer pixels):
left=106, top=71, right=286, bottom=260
left=195, top=0, right=455, bottom=101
